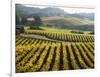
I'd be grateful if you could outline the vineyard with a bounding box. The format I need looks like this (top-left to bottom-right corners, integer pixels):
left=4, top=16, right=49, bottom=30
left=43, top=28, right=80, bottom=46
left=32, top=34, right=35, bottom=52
left=15, top=4, right=95, bottom=73
left=24, top=30, right=94, bottom=42
left=16, top=30, right=94, bottom=73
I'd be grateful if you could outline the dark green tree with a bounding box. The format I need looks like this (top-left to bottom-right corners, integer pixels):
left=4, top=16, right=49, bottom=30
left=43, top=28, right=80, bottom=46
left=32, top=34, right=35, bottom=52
left=33, top=16, right=42, bottom=26
left=16, top=15, right=21, bottom=25
left=21, top=17, right=27, bottom=25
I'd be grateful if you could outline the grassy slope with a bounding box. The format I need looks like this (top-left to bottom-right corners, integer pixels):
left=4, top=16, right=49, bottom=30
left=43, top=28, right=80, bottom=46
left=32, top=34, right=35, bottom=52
left=42, top=16, right=93, bottom=26
left=25, top=26, right=94, bottom=36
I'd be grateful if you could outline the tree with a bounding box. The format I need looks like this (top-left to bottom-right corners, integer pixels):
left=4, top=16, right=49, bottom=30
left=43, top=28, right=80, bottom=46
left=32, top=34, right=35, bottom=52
left=16, top=15, right=22, bottom=25
left=33, top=16, right=42, bottom=26
left=21, top=17, right=27, bottom=25
left=16, top=14, right=28, bottom=25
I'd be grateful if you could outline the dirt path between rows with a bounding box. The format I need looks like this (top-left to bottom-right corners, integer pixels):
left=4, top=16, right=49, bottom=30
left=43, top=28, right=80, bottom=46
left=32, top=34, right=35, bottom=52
left=20, top=33, right=64, bottom=42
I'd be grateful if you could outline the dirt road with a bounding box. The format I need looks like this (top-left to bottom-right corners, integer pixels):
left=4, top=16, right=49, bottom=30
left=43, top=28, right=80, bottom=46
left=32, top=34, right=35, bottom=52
left=20, top=34, right=65, bottom=42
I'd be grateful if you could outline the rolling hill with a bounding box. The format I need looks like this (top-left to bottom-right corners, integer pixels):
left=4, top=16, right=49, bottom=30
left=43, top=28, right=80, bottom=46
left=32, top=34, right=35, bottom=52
left=16, top=4, right=94, bottom=31
left=42, top=16, right=93, bottom=26
left=16, top=4, right=94, bottom=20
left=41, top=16, right=94, bottom=31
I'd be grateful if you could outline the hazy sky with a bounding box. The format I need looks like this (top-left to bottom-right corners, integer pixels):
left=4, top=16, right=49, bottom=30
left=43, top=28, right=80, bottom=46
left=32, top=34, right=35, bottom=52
left=16, top=0, right=96, bottom=6
left=17, top=0, right=95, bottom=14
left=24, top=4, right=94, bottom=14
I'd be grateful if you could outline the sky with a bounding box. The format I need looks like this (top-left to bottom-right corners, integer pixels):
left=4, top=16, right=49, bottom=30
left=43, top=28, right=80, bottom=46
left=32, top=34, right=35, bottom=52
left=16, top=0, right=96, bottom=13
left=24, top=4, right=94, bottom=14
left=15, top=0, right=96, bottom=5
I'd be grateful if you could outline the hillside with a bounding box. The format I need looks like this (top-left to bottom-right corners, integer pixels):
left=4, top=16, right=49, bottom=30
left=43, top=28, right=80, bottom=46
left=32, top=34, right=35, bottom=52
left=16, top=4, right=94, bottom=31
left=16, top=4, right=94, bottom=20
left=42, top=16, right=93, bottom=26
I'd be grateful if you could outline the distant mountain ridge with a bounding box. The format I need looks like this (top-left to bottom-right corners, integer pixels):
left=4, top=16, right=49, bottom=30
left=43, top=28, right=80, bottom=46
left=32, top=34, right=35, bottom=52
left=16, top=4, right=94, bottom=20
left=16, top=4, right=94, bottom=31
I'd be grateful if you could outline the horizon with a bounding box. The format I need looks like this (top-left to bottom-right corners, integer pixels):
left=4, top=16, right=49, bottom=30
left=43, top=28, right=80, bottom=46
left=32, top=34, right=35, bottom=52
left=21, top=4, right=94, bottom=14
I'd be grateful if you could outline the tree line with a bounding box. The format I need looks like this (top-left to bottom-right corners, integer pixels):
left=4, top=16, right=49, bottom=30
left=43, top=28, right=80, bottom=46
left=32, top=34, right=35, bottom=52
left=16, top=15, right=43, bottom=27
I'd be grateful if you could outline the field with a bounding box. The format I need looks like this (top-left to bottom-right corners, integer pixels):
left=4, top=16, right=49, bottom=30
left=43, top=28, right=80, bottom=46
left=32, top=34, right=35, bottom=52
left=16, top=29, right=94, bottom=73
left=24, top=30, right=94, bottom=42
left=15, top=4, right=94, bottom=73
